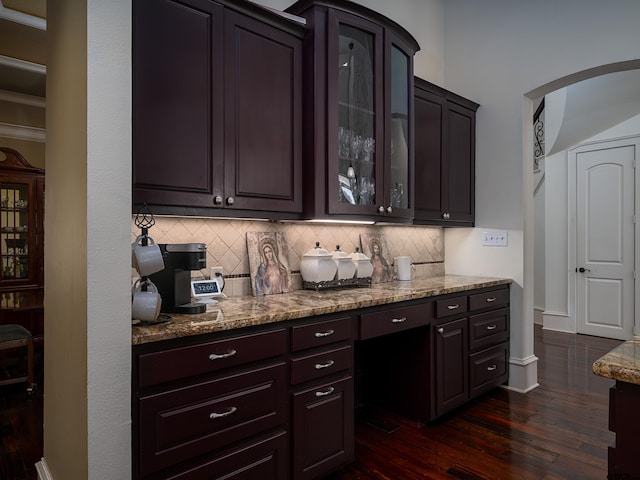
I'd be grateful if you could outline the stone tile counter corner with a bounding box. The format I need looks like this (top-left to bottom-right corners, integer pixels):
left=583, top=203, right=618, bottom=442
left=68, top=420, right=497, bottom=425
left=593, top=336, right=640, bottom=385
left=132, top=274, right=512, bottom=345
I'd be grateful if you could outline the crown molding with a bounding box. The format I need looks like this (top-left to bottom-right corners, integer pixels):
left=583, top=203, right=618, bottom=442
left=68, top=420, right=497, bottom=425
left=0, top=0, right=46, bottom=30
left=0, top=89, right=45, bottom=107
left=0, top=122, right=45, bottom=142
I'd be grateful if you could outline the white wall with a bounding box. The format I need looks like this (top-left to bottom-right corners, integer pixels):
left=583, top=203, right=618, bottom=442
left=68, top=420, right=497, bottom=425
left=442, top=0, right=640, bottom=392
left=43, top=0, right=131, bottom=478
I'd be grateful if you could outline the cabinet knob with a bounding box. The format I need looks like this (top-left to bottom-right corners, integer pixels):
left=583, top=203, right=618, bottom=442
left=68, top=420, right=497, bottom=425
left=437, top=327, right=444, bottom=334
left=386, top=206, right=393, bottom=214
left=378, top=206, right=385, bottom=214
left=442, top=212, right=450, bottom=220
left=391, top=317, right=407, bottom=324
left=226, top=197, right=235, bottom=206
left=209, top=349, right=237, bottom=360
left=314, top=360, right=335, bottom=370
left=447, top=304, right=460, bottom=310
left=314, top=329, right=335, bottom=338
left=209, top=406, right=237, bottom=419
left=487, top=365, right=497, bottom=371
left=213, top=195, right=223, bottom=206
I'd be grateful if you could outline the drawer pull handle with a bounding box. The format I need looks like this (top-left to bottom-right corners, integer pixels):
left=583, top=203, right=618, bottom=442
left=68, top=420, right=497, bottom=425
left=487, top=365, right=497, bottom=371
left=437, top=327, right=444, bottom=334
left=392, top=317, right=407, bottom=323
left=315, top=387, right=335, bottom=398
left=315, top=360, right=335, bottom=370
left=486, top=324, right=497, bottom=331
left=486, top=297, right=497, bottom=302
left=315, top=329, right=335, bottom=338
left=209, top=406, right=237, bottom=419
left=209, top=349, right=237, bottom=360
left=447, top=304, right=460, bottom=310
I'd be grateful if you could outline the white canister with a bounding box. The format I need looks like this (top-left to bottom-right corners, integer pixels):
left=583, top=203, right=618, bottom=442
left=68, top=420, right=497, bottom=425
left=299, top=242, right=338, bottom=283
left=332, top=245, right=356, bottom=280
left=350, top=248, right=373, bottom=279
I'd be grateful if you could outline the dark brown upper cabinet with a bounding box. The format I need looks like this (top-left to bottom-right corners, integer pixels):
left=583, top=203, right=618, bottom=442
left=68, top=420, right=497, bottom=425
left=414, top=77, right=479, bottom=226
left=133, top=0, right=306, bottom=219
left=286, top=0, right=419, bottom=223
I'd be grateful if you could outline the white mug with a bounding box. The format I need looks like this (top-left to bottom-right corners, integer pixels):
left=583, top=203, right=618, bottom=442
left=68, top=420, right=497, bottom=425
left=131, top=235, right=165, bottom=277
left=395, top=256, right=414, bottom=281
left=132, top=279, right=162, bottom=322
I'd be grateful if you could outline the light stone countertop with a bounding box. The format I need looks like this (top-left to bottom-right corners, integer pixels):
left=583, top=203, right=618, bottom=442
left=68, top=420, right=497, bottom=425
left=132, top=274, right=512, bottom=346
left=593, top=337, right=640, bottom=385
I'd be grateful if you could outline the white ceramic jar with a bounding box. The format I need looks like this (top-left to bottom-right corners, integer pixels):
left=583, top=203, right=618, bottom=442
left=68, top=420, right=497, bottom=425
left=351, top=247, right=373, bottom=278
left=299, top=242, right=338, bottom=283
left=332, top=245, right=356, bottom=280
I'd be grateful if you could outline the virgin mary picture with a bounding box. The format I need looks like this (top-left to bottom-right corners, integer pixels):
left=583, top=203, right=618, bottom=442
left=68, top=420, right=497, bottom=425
left=247, top=232, right=293, bottom=296
left=360, top=233, right=393, bottom=284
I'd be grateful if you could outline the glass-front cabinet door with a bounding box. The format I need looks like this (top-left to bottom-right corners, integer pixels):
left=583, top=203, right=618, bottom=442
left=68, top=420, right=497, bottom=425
left=285, top=0, right=419, bottom=221
left=386, top=37, right=414, bottom=218
left=1, top=175, right=36, bottom=286
left=328, top=10, right=383, bottom=216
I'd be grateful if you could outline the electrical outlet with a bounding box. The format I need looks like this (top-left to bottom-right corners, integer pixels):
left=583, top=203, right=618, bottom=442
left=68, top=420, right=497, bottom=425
left=211, top=266, right=223, bottom=279
left=482, top=231, right=508, bottom=247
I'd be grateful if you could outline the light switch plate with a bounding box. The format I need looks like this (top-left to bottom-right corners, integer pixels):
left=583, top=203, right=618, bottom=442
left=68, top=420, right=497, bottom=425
left=482, top=231, right=508, bottom=247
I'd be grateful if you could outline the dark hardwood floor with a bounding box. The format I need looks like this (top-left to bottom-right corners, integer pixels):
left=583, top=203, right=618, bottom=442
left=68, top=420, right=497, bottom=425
left=327, top=325, right=622, bottom=480
left=0, top=382, right=42, bottom=480
left=0, top=324, right=622, bottom=480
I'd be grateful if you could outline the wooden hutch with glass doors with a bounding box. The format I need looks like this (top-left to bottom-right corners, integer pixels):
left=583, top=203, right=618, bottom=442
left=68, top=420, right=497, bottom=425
left=0, top=147, right=45, bottom=352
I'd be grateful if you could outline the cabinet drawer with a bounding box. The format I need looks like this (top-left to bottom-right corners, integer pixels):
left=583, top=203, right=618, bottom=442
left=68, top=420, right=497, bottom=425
left=469, top=288, right=509, bottom=311
left=138, top=328, right=287, bottom=388
left=436, top=295, right=468, bottom=318
left=291, top=344, right=352, bottom=385
left=359, top=303, right=431, bottom=340
left=469, top=343, right=508, bottom=397
left=164, top=430, right=288, bottom=480
left=138, top=361, right=286, bottom=477
left=469, top=308, right=509, bottom=351
left=291, top=316, right=352, bottom=352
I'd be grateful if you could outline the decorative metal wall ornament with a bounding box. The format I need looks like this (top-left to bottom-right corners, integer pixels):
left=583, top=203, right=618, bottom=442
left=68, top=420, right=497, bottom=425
left=533, top=98, right=545, bottom=171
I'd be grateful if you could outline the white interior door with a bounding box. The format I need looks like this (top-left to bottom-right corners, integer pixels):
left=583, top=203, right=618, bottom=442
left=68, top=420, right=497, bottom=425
left=575, top=139, right=635, bottom=340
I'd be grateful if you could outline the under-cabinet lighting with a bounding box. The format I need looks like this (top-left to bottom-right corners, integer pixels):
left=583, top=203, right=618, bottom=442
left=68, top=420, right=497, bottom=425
left=304, top=219, right=375, bottom=225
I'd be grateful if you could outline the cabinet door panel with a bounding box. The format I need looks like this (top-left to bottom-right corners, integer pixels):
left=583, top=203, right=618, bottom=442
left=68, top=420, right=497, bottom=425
left=434, top=317, right=468, bottom=416
left=446, top=101, right=475, bottom=223
left=133, top=0, right=223, bottom=207
left=224, top=11, right=302, bottom=213
left=292, top=375, right=354, bottom=480
left=414, top=88, right=443, bottom=219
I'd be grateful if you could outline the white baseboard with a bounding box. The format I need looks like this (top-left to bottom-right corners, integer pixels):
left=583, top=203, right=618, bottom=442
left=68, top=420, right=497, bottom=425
left=507, top=354, right=539, bottom=393
left=533, top=306, right=544, bottom=325
left=542, top=311, right=575, bottom=333
left=36, top=458, right=53, bottom=480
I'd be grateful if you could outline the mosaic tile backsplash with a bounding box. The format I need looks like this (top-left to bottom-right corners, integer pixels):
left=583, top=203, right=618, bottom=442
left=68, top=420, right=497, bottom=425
left=131, top=217, right=444, bottom=297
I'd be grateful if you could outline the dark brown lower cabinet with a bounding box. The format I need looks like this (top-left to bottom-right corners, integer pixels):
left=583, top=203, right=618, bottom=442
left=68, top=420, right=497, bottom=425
left=608, top=381, right=640, bottom=478
left=132, top=284, right=510, bottom=478
left=291, top=375, right=354, bottom=479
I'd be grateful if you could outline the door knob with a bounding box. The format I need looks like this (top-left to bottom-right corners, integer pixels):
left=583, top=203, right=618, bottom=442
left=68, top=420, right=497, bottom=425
left=577, top=267, right=591, bottom=273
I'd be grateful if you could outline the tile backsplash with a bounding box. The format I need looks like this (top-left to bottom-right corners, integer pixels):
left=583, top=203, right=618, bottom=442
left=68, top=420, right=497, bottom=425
left=131, top=216, right=444, bottom=297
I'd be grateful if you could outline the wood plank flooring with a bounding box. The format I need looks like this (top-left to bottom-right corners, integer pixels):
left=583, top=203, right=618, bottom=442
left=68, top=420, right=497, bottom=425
left=326, top=325, right=622, bottom=479
left=0, top=324, right=622, bottom=480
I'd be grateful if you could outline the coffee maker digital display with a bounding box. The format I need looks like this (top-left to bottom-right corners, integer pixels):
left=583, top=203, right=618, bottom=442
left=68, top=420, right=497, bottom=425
left=149, top=243, right=208, bottom=314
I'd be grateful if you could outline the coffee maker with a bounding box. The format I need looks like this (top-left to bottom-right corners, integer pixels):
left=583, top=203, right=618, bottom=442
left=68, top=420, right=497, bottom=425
left=149, top=243, right=207, bottom=314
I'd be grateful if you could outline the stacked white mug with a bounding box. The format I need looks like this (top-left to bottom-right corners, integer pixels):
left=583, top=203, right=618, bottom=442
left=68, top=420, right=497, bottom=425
left=131, top=234, right=164, bottom=321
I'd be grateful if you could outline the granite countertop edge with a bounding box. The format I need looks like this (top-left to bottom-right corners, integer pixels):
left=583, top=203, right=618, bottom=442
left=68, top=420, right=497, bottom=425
left=593, top=335, right=640, bottom=385
left=132, top=274, right=512, bottom=346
